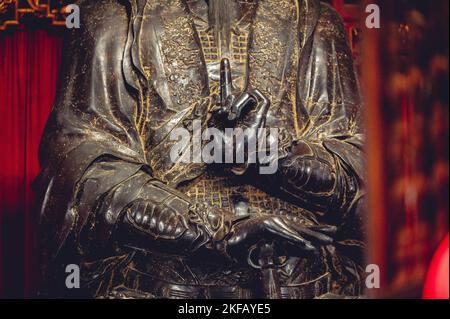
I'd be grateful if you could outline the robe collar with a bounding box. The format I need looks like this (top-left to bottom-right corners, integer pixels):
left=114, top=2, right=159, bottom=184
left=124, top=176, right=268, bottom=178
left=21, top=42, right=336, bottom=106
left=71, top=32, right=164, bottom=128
left=123, top=0, right=321, bottom=90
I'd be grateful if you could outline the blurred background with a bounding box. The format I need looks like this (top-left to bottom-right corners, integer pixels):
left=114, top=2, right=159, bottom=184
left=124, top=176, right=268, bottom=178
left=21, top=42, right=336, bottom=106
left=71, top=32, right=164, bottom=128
left=0, top=0, right=448, bottom=298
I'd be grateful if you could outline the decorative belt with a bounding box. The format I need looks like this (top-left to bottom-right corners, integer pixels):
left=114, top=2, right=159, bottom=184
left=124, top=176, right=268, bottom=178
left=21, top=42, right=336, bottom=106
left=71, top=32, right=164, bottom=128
left=120, top=268, right=331, bottom=299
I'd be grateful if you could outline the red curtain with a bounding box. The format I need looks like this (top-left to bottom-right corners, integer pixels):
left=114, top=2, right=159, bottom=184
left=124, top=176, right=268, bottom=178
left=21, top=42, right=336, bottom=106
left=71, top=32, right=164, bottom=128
left=0, top=29, right=63, bottom=298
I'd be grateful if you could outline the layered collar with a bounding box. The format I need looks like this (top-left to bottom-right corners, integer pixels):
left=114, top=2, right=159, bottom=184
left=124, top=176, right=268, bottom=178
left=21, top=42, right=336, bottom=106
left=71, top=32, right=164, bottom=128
left=123, top=0, right=321, bottom=89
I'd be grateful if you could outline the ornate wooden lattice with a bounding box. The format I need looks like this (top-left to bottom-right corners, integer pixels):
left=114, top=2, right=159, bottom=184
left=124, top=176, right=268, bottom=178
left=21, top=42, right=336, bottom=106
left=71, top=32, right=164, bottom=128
left=0, top=0, right=69, bottom=30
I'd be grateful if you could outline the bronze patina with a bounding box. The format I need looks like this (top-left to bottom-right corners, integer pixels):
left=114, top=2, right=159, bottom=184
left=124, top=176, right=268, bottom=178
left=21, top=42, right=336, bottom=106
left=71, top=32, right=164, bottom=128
left=37, top=0, right=365, bottom=299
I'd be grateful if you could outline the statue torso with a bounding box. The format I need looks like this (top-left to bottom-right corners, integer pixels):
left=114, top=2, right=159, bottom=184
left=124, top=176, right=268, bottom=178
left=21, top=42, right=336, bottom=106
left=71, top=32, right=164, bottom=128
left=136, top=0, right=301, bottom=180
left=103, top=0, right=332, bottom=294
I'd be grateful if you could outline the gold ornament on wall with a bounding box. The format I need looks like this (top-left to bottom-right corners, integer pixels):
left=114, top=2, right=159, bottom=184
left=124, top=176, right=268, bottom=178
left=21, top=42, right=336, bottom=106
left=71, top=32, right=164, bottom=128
left=0, top=0, right=69, bottom=31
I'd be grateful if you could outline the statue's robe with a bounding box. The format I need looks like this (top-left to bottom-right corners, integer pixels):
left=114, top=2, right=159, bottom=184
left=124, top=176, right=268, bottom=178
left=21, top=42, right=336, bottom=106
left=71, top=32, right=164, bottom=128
left=37, top=0, right=365, bottom=298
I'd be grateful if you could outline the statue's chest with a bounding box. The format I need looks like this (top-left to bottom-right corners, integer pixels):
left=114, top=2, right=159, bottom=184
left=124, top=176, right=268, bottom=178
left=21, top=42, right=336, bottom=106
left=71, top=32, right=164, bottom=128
left=139, top=0, right=301, bottom=126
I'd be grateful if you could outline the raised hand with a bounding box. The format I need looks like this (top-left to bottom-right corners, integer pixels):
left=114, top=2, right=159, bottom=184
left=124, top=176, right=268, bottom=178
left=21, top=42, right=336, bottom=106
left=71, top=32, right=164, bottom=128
left=213, top=58, right=270, bottom=128
left=208, top=59, right=273, bottom=174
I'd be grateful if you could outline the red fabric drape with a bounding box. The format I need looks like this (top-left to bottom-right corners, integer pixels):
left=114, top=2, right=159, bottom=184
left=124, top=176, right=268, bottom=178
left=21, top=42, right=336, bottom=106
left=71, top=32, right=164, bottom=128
left=0, top=29, right=63, bottom=298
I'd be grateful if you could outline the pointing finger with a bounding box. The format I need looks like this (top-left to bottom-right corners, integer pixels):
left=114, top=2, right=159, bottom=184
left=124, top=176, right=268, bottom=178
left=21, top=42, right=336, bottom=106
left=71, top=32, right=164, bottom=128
left=220, top=58, right=234, bottom=107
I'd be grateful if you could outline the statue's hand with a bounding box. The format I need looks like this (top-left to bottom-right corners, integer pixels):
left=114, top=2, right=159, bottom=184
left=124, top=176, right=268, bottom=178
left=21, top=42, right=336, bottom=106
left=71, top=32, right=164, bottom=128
left=226, top=215, right=334, bottom=264
left=208, top=59, right=271, bottom=174
left=212, top=58, right=270, bottom=129
left=120, top=195, right=240, bottom=256
left=280, top=140, right=336, bottom=194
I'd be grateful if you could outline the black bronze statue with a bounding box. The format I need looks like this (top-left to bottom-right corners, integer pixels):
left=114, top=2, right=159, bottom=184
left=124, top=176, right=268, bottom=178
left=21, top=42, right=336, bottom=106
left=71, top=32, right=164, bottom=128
left=37, top=0, right=365, bottom=298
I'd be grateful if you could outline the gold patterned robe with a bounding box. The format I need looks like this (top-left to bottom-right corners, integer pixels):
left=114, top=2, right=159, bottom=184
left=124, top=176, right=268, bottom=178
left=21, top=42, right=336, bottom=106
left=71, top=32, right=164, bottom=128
left=37, top=0, right=365, bottom=298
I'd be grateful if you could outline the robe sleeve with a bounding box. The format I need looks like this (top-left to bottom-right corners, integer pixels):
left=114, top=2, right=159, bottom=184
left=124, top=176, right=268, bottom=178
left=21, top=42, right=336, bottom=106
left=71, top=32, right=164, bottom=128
left=37, top=0, right=152, bottom=263
left=292, top=3, right=366, bottom=220
left=298, top=3, right=365, bottom=182
left=292, top=4, right=366, bottom=271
